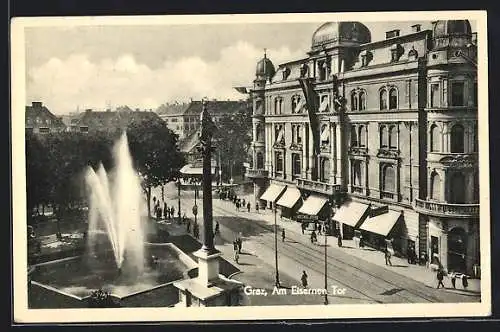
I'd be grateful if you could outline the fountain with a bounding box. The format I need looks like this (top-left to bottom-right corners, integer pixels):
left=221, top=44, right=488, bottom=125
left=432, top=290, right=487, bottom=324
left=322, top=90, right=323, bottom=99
left=85, top=132, right=145, bottom=278
left=29, top=132, right=197, bottom=306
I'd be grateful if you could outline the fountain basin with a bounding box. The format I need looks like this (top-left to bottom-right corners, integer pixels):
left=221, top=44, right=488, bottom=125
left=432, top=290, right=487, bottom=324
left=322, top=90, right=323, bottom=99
left=30, top=242, right=197, bottom=303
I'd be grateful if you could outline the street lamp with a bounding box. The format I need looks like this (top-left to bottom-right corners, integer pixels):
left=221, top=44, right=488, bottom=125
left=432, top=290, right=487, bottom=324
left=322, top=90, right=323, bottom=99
left=273, top=202, right=280, bottom=288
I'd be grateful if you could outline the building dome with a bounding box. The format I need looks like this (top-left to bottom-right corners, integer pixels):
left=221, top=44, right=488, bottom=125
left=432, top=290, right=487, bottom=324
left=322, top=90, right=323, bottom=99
left=255, top=54, right=275, bottom=79
left=433, top=20, right=472, bottom=38
left=311, top=22, right=371, bottom=49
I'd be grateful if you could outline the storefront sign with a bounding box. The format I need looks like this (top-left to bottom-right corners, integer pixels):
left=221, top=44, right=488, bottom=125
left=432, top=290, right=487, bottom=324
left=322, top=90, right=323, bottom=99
left=297, top=214, right=319, bottom=221
left=369, top=205, right=388, bottom=218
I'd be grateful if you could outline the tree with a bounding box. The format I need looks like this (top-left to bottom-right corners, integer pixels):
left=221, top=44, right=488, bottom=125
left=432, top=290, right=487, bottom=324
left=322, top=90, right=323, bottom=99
left=25, top=132, right=51, bottom=220
left=213, top=100, right=252, bottom=180
left=126, top=116, right=184, bottom=218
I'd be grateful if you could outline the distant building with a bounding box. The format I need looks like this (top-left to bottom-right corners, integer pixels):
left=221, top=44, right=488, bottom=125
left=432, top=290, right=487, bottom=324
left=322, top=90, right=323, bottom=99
left=157, top=100, right=248, bottom=140
left=246, top=20, right=479, bottom=275
left=71, top=108, right=164, bottom=134
left=25, top=102, right=66, bottom=134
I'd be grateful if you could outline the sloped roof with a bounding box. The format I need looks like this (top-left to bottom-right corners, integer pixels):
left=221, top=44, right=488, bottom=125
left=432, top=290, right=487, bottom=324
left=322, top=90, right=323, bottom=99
left=184, top=100, right=247, bottom=116
left=25, top=103, right=66, bottom=128
left=76, top=110, right=163, bottom=130
left=156, top=102, right=190, bottom=116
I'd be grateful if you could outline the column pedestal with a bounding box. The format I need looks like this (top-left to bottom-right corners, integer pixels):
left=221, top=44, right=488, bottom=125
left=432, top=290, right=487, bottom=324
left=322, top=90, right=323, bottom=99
left=173, top=249, right=243, bottom=307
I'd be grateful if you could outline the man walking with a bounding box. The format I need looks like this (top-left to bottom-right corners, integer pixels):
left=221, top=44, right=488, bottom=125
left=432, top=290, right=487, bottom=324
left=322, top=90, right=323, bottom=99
left=436, top=269, right=445, bottom=289
left=281, top=229, right=286, bottom=242
left=233, top=240, right=240, bottom=264
left=301, top=271, right=308, bottom=288
left=255, top=203, right=259, bottom=213
left=247, top=202, right=251, bottom=212
left=384, top=247, right=393, bottom=266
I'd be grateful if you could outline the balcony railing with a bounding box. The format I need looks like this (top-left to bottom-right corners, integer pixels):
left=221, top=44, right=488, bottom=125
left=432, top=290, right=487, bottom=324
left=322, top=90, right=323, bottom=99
left=414, top=198, right=479, bottom=218
left=245, top=169, right=269, bottom=179
left=297, top=178, right=341, bottom=195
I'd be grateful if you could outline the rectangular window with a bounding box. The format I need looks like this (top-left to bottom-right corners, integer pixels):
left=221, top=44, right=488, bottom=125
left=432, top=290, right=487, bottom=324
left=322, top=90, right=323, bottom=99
left=79, top=126, right=89, bottom=133
left=451, top=82, right=465, bottom=106
left=275, top=152, right=284, bottom=173
left=430, top=83, right=440, bottom=107
left=39, top=127, right=50, bottom=134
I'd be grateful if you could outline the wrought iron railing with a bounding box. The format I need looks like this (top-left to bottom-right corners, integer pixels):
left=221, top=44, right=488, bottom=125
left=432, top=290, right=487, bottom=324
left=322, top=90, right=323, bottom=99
left=414, top=198, right=479, bottom=218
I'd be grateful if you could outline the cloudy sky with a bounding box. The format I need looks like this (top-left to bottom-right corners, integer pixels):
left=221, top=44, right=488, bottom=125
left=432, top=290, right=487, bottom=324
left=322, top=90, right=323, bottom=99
left=24, top=18, right=477, bottom=115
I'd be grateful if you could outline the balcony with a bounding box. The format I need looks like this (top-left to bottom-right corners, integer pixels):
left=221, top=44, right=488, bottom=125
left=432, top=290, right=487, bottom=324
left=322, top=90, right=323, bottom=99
left=414, top=198, right=479, bottom=218
left=245, top=169, right=269, bottom=179
left=297, top=178, right=341, bottom=196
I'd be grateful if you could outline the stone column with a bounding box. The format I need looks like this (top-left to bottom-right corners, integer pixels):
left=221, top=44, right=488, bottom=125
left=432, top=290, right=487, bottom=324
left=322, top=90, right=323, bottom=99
left=440, top=221, right=449, bottom=272
left=330, top=122, right=336, bottom=183
left=441, top=169, right=448, bottom=202
left=335, top=122, right=343, bottom=184
left=307, top=123, right=314, bottom=180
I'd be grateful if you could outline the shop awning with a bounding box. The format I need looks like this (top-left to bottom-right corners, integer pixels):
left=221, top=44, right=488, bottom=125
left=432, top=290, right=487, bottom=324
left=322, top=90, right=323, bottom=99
left=260, top=184, right=286, bottom=203
left=276, top=187, right=302, bottom=208
left=333, top=201, right=370, bottom=228
left=180, top=164, right=216, bottom=176
left=360, top=210, right=402, bottom=237
left=297, top=194, right=328, bottom=216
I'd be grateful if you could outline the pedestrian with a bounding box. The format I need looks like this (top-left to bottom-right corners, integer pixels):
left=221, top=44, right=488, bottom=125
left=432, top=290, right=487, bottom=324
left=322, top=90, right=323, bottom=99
left=215, top=221, right=220, bottom=235
left=236, top=201, right=240, bottom=211
left=255, top=203, right=259, bottom=213
left=359, top=233, right=365, bottom=248
left=233, top=240, right=240, bottom=264
left=462, top=274, right=469, bottom=290
left=163, top=202, right=168, bottom=219
left=450, top=271, right=457, bottom=289
left=242, top=198, right=246, bottom=207
left=310, top=230, right=317, bottom=244
left=407, top=246, right=412, bottom=264
left=193, top=223, right=199, bottom=239
left=237, top=237, right=243, bottom=253
left=301, top=271, right=308, bottom=288
left=338, top=235, right=343, bottom=247
left=171, top=207, right=175, bottom=218
left=247, top=202, right=251, bottom=212
left=301, top=222, right=305, bottom=235
left=384, top=248, right=393, bottom=266
left=318, top=223, right=322, bottom=235
left=282, top=229, right=286, bottom=242
left=436, top=269, right=445, bottom=289
left=186, top=220, right=191, bottom=233
left=182, top=213, right=187, bottom=224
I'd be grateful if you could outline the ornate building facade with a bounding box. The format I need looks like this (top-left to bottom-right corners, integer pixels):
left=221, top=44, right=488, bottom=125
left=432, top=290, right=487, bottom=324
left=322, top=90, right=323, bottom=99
left=246, top=20, right=479, bottom=275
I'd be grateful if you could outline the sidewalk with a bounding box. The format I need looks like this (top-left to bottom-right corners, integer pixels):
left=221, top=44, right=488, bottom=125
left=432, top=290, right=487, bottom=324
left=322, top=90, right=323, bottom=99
left=217, top=194, right=481, bottom=297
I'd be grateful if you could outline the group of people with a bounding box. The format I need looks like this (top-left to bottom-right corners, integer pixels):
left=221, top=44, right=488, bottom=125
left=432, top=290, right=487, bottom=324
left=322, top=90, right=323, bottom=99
left=152, top=197, right=177, bottom=221
left=406, top=243, right=419, bottom=265
left=185, top=218, right=200, bottom=239
left=436, top=268, right=469, bottom=290
left=219, top=189, right=257, bottom=213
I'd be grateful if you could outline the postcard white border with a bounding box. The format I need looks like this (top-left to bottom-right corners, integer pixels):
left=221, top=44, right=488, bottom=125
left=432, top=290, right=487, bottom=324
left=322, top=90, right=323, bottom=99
left=11, top=10, right=491, bottom=323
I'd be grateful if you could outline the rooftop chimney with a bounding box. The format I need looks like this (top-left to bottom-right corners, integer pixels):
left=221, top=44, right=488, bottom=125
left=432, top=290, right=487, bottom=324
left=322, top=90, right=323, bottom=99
left=32, top=101, right=42, bottom=108
left=386, top=30, right=400, bottom=39
left=411, top=24, right=421, bottom=32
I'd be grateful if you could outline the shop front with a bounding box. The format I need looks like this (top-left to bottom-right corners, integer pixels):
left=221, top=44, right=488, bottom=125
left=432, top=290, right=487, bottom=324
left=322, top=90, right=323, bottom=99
left=332, top=200, right=370, bottom=240
left=359, top=209, right=403, bottom=254
left=296, top=194, right=331, bottom=233
left=275, top=186, right=303, bottom=221
left=260, top=183, right=286, bottom=209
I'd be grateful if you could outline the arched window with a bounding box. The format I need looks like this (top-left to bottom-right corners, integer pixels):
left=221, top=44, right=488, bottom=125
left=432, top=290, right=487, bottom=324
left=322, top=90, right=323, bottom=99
left=430, top=124, right=440, bottom=152
left=389, top=88, right=398, bottom=109
left=292, top=154, right=301, bottom=176
left=450, top=172, right=466, bottom=203
left=274, top=97, right=283, bottom=115
left=350, top=126, right=358, bottom=147
left=380, top=89, right=388, bottom=110
left=382, top=165, right=396, bottom=193
left=321, top=158, right=330, bottom=182
left=359, top=91, right=366, bottom=110
left=352, top=160, right=362, bottom=186
left=380, top=125, right=388, bottom=148
left=358, top=125, right=366, bottom=147
left=430, top=171, right=441, bottom=200
left=450, top=124, right=465, bottom=153
left=351, top=91, right=358, bottom=111
left=256, top=152, right=264, bottom=169
left=389, top=125, right=397, bottom=149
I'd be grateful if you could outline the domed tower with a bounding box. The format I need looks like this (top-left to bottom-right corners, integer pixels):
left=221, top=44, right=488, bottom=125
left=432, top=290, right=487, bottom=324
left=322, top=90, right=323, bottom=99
left=416, top=20, right=479, bottom=275
left=309, top=22, right=371, bottom=76
left=248, top=51, right=275, bottom=207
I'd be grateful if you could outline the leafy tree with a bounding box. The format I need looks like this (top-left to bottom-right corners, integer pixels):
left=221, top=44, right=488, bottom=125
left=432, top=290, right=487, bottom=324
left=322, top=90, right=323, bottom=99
left=126, top=116, right=185, bottom=218
left=25, top=133, right=51, bottom=220
left=213, top=100, right=252, bottom=180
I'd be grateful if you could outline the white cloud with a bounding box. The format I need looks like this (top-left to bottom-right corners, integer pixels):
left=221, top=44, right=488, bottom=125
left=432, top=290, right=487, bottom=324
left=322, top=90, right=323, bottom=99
left=26, top=41, right=304, bottom=115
